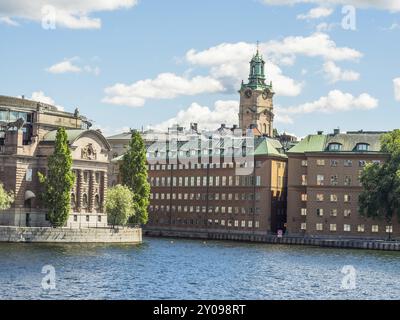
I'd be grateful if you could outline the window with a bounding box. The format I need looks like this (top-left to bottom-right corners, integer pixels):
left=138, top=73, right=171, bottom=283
left=344, top=160, right=353, bottom=167
left=316, top=194, right=324, bottom=202
left=330, top=224, right=337, bottom=232
left=86, top=215, right=90, bottom=222
left=255, top=221, right=260, bottom=228
left=94, top=195, right=100, bottom=209
left=241, top=220, right=246, bottom=228
left=301, top=160, right=308, bottom=167
left=330, top=160, right=338, bottom=167
left=344, top=209, right=351, bottom=217
left=330, top=175, right=338, bottom=186
left=317, top=208, right=324, bottom=217
left=331, top=209, right=338, bottom=217
left=301, top=223, right=307, bottom=230
left=356, top=143, right=370, bottom=152
left=328, top=143, right=342, bottom=152
left=330, top=194, right=338, bottom=202
left=316, top=223, right=323, bottom=231
left=301, top=175, right=307, bottom=186
left=372, top=225, right=379, bottom=233
left=301, top=208, right=307, bottom=216
left=73, top=215, right=77, bottom=222
left=317, top=175, right=324, bottom=186
left=301, top=194, right=307, bottom=201
left=82, top=194, right=88, bottom=208
left=344, top=224, right=351, bottom=232
left=316, top=159, right=325, bottom=166
left=344, top=176, right=352, bottom=186
left=357, top=225, right=365, bottom=232
left=98, top=216, right=102, bottom=222
left=248, top=221, right=253, bottom=228
left=386, top=226, right=393, bottom=233
left=95, top=172, right=100, bottom=183
left=26, top=168, right=33, bottom=182
left=344, top=194, right=351, bottom=202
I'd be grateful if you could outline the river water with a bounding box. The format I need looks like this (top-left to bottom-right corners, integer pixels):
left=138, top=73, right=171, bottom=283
left=0, top=237, right=399, bottom=300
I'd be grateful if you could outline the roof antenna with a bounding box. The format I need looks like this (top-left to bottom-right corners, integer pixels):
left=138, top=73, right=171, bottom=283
left=256, top=40, right=259, bottom=54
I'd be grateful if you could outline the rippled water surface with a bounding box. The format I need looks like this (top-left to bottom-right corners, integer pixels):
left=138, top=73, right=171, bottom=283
left=0, top=237, right=399, bottom=300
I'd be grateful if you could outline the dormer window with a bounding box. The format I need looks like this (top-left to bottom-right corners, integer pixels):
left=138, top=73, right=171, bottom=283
left=328, top=143, right=342, bottom=152
left=356, top=143, right=370, bottom=152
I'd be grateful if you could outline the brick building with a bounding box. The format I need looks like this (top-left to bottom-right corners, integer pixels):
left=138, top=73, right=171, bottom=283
left=286, top=129, right=399, bottom=239
left=0, top=95, right=111, bottom=227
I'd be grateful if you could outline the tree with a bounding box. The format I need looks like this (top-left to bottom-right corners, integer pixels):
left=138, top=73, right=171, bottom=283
left=119, top=130, right=150, bottom=225
left=105, top=185, right=136, bottom=227
left=0, top=183, right=14, bottom=210
left=38, top=127, right=75, bottom=227
left=359, top=130, right=400, bottom=223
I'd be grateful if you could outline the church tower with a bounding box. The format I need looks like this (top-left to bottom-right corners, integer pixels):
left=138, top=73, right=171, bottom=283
left=238, top=48, right=274, bottom=136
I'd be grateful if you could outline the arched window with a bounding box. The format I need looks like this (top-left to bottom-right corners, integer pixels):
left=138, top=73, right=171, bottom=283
left=263, top=124, right=267, bottom=134
left=82, top=194, right=88, bottom=208
left=94, top=195, right=100, bottom=209
left=356, top=143, right=370, bottom=152
left=328, top=143, right=342, bottom=152
left=71, top=193, right=76, bottom=208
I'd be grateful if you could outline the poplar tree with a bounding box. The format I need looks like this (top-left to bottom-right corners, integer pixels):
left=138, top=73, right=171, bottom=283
left=38, top=127, right=75, bottom=227
left=120, top=130, right=150, bottom=225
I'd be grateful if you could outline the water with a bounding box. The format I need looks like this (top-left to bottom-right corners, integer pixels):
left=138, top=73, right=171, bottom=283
left=0, top=237, right=399, bottom=300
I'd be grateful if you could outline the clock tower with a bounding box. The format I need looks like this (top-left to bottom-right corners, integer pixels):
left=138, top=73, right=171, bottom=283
left=238, top=49, right=274, bottom=136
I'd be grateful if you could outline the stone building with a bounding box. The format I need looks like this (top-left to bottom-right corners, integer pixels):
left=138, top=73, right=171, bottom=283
left=286, top=129, right=399, bottom=239
left=0, top=95, right=111, bottom=227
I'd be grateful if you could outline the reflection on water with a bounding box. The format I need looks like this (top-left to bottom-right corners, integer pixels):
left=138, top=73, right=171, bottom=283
left=0, top=237, right=399, bottom=300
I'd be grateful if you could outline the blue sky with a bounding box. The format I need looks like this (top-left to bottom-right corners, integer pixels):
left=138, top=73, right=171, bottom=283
left=0, top=0, right=399, bottom=137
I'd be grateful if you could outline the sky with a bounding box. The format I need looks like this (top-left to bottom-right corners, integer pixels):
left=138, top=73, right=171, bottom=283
left=0, top=0, right=399, bottom=138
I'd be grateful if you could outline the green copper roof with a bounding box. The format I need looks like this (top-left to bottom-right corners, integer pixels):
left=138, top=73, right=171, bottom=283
left=287, top=132, right=386, bottom=154
left=240, top=50, right=272, bottom=91
left=254, top=137, right=286, bottom=158
left=42, top=129, right=86, bottom=142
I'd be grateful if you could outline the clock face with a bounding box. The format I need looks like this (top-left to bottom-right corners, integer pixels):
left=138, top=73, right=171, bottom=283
left=245, top=89, right=252, bottom=98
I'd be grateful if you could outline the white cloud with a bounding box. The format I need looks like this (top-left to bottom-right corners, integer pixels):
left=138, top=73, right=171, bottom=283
left=323, top=61, right=360, bottom=83
left=262, top=0, right=400, bottom=12
left=0, top=0, right=138, bottom=29
left=102, top=73, right=225, bottom=107
left=150, top=100, right=239, bottom=131
left=0, top=16, right=19, bottom=26
left=46, top=60, right=82, bottom=74
left=297, top=7, right=334, bottom=20
left=279, top=90, right=378, bottom=120
left=46, top=58, right=100, bottom=75
left=29, top=91, right=64, bottom=111
left=394, top=78, right=400, bottom=101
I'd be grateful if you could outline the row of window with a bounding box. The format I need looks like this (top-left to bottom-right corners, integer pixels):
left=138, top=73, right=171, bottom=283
left=71, top=193, right=102, bottom=209
left=301, top=208, right=352, bottom=217
left=151, top=192, right=262, bottom=201
left=301, top=174, right=361, bottom=186
left=72, top=214, right=103, bottom=223
left=301, top=159, right=381, bottom=167
left=302, top=193, right=352, bottom=202
left=148, top=161, right=265, bottom=171
left=301, top=223, right=393, bottom=233
left=154, top=218, right=260, bottom=228
left=150, top=175, right=263, bottom=187
left=149, top=205, right=262, bottom=214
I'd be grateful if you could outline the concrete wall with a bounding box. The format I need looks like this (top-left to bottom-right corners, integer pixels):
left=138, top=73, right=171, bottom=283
left=0, top=226, right=142, bottom=243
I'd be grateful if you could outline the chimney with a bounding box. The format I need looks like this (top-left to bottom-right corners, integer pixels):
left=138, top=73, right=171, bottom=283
left=317, top=131, right=323, bottom=135
left=190, top=123, right=198, bottom=132
left=220, top=124, right=226, bottom=129
left=333, top=128, right=340, bottom=135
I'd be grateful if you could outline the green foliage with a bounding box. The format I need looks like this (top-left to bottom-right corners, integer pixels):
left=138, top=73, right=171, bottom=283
left=359, top=130, right=400, bottom=222
left=119, top=131, right=150, bottom=225
left=105, top=185, right=136, bottom=227
left=38, top=127, right=75, bottom=227
left=0, top=183, right=14, bottom=210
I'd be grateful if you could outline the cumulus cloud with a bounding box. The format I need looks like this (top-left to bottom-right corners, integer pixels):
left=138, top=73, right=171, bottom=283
left=29, top=91, right=64, bottom=111
left=0, top=16, right=18, bottom=26
left=323, top=61, right=360, bottom=83
left=297, top=7, right=334, bottom=20
left=0, top=0, right=138, bottom=29
left=150, top=100, right=239, bottom=131
left=278, top=90, right=378, bottom=120
left=394, top=78, right=400, bottom=101
left=46, top=60, right=82, bottom=74
left=46, top=58, right=100, bottom=75
left=102, top=73, right=225, bottom=107
left=262, top=0, right=400, bottom=12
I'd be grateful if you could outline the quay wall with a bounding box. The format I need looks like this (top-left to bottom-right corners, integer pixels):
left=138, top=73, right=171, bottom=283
left=0, top=226, right=142, bottom=243
left=144, top=227, right=400, bottom=252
